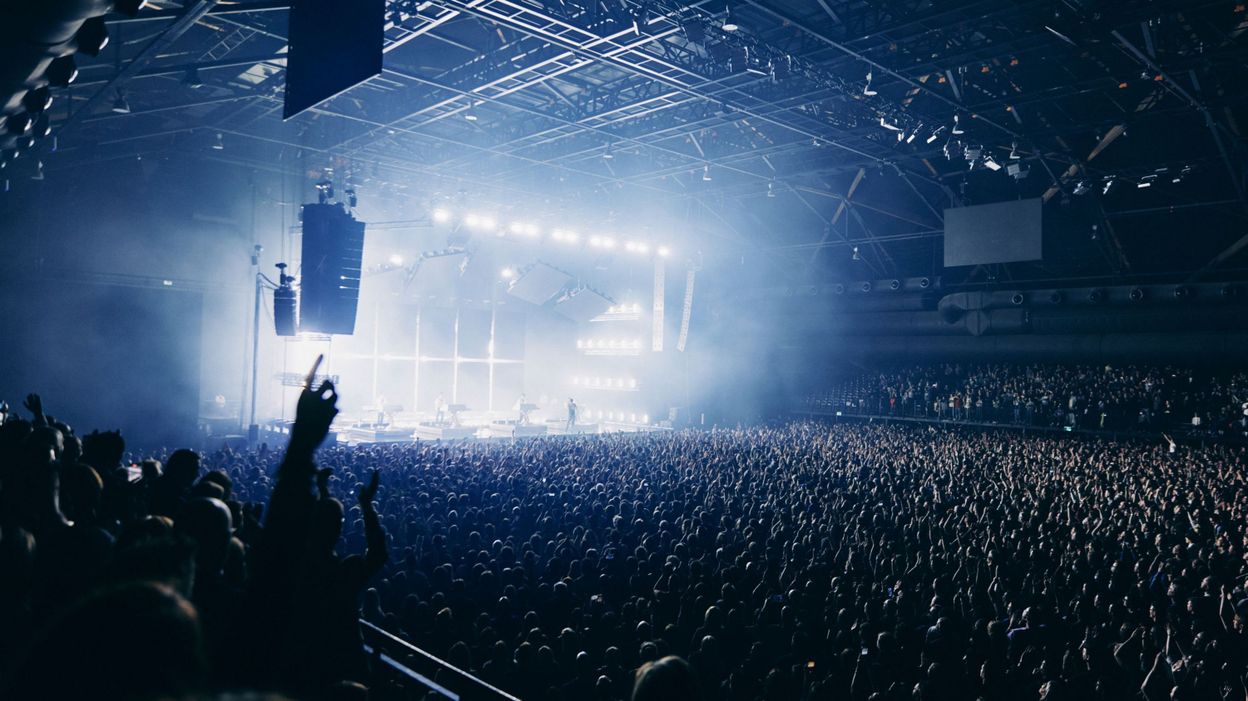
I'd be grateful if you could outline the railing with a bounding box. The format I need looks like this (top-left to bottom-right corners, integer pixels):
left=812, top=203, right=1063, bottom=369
left=361, top=620, right=522, bottom=701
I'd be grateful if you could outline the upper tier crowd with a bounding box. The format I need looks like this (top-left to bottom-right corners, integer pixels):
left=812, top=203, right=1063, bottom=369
left=802, top=364, right=1248, bottom=436
left=3, top=363, right=1248, bottom=701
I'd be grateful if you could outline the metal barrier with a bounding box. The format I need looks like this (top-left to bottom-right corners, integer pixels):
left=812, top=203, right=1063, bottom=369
left=360, top=620, right=522, bottom=701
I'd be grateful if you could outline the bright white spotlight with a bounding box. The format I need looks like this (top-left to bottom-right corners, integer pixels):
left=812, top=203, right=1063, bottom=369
left=501, top=267, right=515, bottom=279
left=576, top=339, right=585, bottom=348
left=523, top=224, right=539, bottom=237
left=389, top=254, right=404, bottom=266
left=657, top=246, right=671, bottom=257
left=602, top=237, right=616, bottom=249
left=432, top=208, right=451, bottom=223
left=637, top=243, right=650, bottom=254
left=464, top=214, right=480, bottom=227
left=628, top=379, right=637, bottom=388
left=509, top=222, right=525, bottom=234
left=589, top=236, right=603, bottom=247
left=479, top=216, right=497, bottom=230
left=625, top=241, right=638, bottom=252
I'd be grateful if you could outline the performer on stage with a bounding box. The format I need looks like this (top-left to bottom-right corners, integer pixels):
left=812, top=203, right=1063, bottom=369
left=517, top=392, right=529, bottom=425
left=566, top=397, right=577, bottom=429
left=375, top=394, right=388, bottom=426
left=434, top=393, right=447, bottom=424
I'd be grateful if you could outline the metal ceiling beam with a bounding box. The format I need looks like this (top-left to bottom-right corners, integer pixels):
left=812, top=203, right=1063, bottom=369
left=430, top=0, right=905, bottom=176
left=59, top=0, right=223, bottom=138
left=740, top=0, right=1021, bottom=141
left=109, top=1, right=288, bottom=23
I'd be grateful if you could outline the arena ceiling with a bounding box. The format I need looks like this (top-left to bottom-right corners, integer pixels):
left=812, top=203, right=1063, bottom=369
left=8, top=0, right=1248, bottom=285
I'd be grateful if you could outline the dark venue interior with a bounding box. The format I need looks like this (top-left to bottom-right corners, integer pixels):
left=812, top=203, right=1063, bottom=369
left=2, top=1, right=1248, bottom=700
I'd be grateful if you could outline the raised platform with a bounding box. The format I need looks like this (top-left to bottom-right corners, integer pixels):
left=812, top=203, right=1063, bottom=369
left=546, top=422, right=600, bottom=435
left=486, top=421, right=549, bottom=438
left=343, top=425, right=416, bottom=445
left=413, top=423, right=479, bottom=441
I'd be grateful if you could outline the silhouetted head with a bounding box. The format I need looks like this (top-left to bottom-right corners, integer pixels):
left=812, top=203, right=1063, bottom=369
left=311, top=497, right=345, bottom=551
left=632, top=656, right=700, bottom=701
left=82, top=430, right=126, bottom=472
left=176, top=497, right=233, bottom=578
left=166, top=449, right=201, bottom=488
left=4, top=582, right=207, bottom=701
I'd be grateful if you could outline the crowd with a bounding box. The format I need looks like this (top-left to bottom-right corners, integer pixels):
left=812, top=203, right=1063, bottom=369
left=4, top=363, right=1248, bottom=701
left=802, top=364, right=1248, bottom=435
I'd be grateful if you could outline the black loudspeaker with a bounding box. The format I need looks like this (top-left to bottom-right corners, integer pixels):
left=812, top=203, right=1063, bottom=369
left=274, top=285, right=297, bottom=336
left=299, top=204, right=364, bottom=335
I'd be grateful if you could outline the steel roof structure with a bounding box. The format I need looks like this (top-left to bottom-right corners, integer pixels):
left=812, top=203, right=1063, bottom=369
left=6, top=0, right=1248, bottom=285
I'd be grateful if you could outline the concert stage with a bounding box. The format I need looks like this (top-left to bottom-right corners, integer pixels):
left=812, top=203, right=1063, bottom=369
left=342, top=425, right=416, bottom=444
left=412, top=423, right=480, bottom=441
left=487, top=420, right=549, bottom=438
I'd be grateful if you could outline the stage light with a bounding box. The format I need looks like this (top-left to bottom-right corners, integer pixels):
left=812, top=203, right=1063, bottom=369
left=1102, top=178, right=1116, bottom=195
left=608, top=411, right=616, bottom=420
left=630, top=413, right=637, bottom=422
left=1073, top=180, right=1091, bottom=196
left=480, top=216, right=496, bottom=230
left=589, top=235, right=603, bottom=247
left=23, top=87, right=52, bottom=113
left=628, top=379, right=637, bottom=388
left=657, top=246, right=670, bottom=257
left=31, top=161, right=43, bottom=181
left=509, top=222, right=524, bottom=234
left=76, top=16, right=110, bottom=56
left=572, top=377, right=580, bottom=385
left=637, top=243, right=650, bottom=254
left=625, top=241, right=638, bottom=252
left=602, top=238, right=616, bottom=249
left=111, top=90, right=131, bottom=114
left=1009, top=142, right=1020, bottom=159
left=863, top=71, right=877, bottom=96
left=951, top=114, right=964, bottom=135
left=183, top=67, right=204, bottom=88
left=879, top=116, right=901, bottom=132
left=983, top=157, right=1001, bottom=171
left=702, top=165, right=712, bottom=181
left=852, top=246, right=861, bottom=261
left=5, top=113, right=31, bottom=135
left=464, top=213, right=479, bottom=227
left=389, top=254, right=404, bottom=266
left=767, top=180, right=776, bottom=197
left=642, top=414, right=649, bottom=423
left=523, top=223, right=539, bottom=237
left=926, top=126, right=945, bottom=144
left=114, top=0, right=150, bottom=16
left=212, top=132, right=224, bottom=150
left=721, top=5, right=738, bottom=31
left=501, top=267, right=515, bottom=279
left=47, top=55, right=78, bottom=87
left=632, top=303, right=641, bottom=313
left=576, top=339, right=584, bottom=348
left=464, top=104, right=479, bottom=122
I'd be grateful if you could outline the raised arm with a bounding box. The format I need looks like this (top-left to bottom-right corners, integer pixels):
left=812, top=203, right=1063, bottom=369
left=357, top=469, right=388, bottom=575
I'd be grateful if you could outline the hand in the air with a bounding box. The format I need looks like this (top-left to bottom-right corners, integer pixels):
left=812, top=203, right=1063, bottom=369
left=290, top=356, right=339, bottom=453
left=359, top=469, right=380, bottom=509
